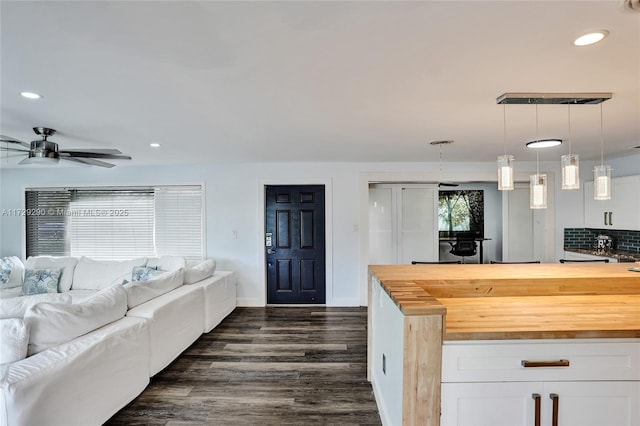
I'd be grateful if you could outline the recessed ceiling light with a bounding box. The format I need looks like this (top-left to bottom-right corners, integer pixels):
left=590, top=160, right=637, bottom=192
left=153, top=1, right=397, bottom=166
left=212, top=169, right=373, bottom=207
left=20, top=91, right=42, bottom=99
left=526, top=139, right=563, bottom=149
left=149, top=143, right=161, bottom=148
left=574, top=30, right=609, bottom=46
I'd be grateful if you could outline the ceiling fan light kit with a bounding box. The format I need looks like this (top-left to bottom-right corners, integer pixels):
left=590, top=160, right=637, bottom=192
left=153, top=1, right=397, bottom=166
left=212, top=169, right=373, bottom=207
left=0, top=127, right=131, bottom=168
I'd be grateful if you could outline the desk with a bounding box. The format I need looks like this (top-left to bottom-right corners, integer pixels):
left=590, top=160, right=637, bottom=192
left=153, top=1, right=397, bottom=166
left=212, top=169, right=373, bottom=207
left=439, top=237, right=491, bottom=263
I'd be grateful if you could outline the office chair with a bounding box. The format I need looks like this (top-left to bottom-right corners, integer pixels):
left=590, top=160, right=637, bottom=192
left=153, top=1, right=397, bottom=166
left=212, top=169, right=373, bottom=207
left=559, top=259, right=609, bottom=263
left=448, top=231, right=478, bottom=264
left=490, top=260, right=541, bottom=264
left=411, top=261, right=462, bottom=264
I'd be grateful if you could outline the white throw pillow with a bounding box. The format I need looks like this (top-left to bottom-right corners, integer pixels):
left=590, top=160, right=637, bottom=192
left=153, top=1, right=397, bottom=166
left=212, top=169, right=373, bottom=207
left=0, top=293, right=72, bottom=319
left=146, top=256, right=187, bottom=272
left=0, top=256, right=25, bottom=289
left=184, top=259, right=216, bottom=284
left=72, top=256, right=147, bottom=290
left=24, top=256, right=78, bottom=292
left=0, top=318, right=29, bottom=364
left=24, top=284, right=127, bottom=355
left=123, top=268, right=184, bottom=309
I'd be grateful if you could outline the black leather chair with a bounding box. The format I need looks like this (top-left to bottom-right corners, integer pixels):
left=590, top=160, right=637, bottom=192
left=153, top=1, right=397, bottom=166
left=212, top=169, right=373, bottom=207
left=411, top=261, right=462, bottom=264
left=448, top=232, right=478, bottom=263
left=559, top=258, right=609, bottom=263
left=490, top=260, right=541, bottom=264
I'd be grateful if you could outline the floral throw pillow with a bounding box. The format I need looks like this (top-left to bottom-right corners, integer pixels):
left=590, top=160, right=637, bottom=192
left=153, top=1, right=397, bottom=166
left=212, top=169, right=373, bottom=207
left=22, top=268, right=62, bottom=295
left=131, top=266, right=165, bottom=282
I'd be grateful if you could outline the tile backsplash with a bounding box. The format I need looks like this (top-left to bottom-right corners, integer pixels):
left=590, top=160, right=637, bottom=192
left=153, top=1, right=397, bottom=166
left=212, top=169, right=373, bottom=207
left=564, top=228, right=640, bottom=253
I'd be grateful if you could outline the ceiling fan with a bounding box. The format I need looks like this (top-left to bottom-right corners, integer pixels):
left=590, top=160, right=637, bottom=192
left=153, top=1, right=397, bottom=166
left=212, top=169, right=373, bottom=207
left=0, top=127, right=131, bottom=168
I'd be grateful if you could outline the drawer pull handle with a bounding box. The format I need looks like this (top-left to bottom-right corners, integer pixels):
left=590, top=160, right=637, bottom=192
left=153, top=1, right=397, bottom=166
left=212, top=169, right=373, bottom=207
left=550, top=393, right=559, bottom=426
left=532, top=393, right=541, bottom=426
left=521, top=359, right=570, bottom=368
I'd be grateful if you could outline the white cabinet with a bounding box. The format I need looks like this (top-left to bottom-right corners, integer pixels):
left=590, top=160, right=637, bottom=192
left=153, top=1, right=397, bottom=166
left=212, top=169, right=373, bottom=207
left=441, top=339, right=640, bottom=426
left=584, top=175, right=640, bottom=230
left=563, top=251, right=618, bottom=263
left=442, top=381, right=640, bottom=426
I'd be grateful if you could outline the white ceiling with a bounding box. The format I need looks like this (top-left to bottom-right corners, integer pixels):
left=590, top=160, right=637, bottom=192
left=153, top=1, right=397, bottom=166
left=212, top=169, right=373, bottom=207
left=1, top=0, right=639, bottom=168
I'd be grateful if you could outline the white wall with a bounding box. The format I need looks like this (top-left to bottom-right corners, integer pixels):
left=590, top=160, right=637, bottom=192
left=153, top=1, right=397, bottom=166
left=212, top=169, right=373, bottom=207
left=1, top=153, right=638, bottom=306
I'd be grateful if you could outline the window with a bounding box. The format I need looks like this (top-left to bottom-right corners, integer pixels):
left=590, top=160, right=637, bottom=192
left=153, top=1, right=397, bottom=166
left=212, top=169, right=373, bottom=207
left=25, top=185, right=204, bottom=261
left=438, top=190, right=484, bottom=238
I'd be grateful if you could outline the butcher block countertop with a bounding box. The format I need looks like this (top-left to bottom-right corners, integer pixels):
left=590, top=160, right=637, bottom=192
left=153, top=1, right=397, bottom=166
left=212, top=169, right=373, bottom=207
left=369, top=263, right=640, bottom=340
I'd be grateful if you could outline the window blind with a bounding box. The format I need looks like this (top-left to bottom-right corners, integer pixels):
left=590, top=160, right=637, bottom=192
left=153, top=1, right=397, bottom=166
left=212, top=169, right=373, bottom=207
left=25, top=190, right=71, bottom=257
left=25, top=186, right=204, bottom=261
left=154, top=186, right=203, bottom=262
left=69, top=189, right=155, bottom=260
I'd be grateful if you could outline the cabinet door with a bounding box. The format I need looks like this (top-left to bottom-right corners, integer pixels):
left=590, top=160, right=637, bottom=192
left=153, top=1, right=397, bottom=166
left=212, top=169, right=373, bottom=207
left=584, top=176, right=640, bottom=230
left=543, top=381, right=640, bottom=426
left=584, top=180, right=611, bottom=228
left=609, top=176, right=640, bottom=230
left=441, top=382, right=541, bottom=426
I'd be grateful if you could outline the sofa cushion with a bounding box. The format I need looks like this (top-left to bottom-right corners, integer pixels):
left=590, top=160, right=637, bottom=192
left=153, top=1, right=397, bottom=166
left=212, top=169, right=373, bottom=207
left=24, top=256, right=78, bottom=292
left=146, top=256, right=186, bottom=272
left=131, top=266, right=165, bottom=282
left=0, top=293, right=72, bottom=319
left=123, top=268, right=185, bottom=309
left=184, top=259, right=216, bottom=284
left=24, top=284, right=128, bottom=355
left=22, top=269, right=61, bottom=295
left=1, top=256, right=25, bottom=289
left=72, top=256, right=147, bottom=290
left=0, top=318, right=29, bottom=364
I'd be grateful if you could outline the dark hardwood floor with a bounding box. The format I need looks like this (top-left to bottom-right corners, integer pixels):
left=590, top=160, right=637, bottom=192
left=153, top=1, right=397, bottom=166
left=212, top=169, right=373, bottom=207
left=106, top=307, right=381, bottom=425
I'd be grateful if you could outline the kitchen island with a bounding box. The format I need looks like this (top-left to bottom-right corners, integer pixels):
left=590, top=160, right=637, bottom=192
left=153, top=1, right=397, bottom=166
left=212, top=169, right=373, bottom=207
left=368, top=263, right=640, bottom=426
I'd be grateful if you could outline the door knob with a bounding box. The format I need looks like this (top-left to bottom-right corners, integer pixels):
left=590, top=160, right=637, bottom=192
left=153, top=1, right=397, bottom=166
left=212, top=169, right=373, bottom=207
left=267, top=249, right=277, bottom=254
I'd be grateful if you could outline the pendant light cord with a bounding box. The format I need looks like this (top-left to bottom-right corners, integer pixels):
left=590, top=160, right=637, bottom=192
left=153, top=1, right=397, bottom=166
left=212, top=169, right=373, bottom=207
left=600, top=102, right=604, bottom=167
left=535, top=103, right=539, bottom=176
left=503, top=104, right=507, bottom=156
left=567, top=104, right=572, bottom=155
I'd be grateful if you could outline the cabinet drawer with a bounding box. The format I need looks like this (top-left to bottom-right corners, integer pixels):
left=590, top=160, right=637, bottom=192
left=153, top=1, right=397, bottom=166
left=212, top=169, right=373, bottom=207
left=442, top=339, right=640, bottom=382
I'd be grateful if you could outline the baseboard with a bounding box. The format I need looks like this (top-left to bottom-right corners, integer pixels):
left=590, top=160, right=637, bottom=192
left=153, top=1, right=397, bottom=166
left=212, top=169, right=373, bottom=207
left=371, top=374, right=391, bottom=426
left=236, top=297, right=264, bottom=307
left=327, top=297, right=360, bottom=307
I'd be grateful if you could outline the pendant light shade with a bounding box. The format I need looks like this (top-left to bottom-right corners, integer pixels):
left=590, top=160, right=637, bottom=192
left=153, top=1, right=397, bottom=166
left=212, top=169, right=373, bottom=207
left=561, top=104, right=580, bottom=190
left=497, top=104, right=514, bottom=191
left=529, top=104, right=547, bottom=209
left=561, top=154, right=580, bottom=190
left=530, top=174, right=547, bottom=209
left=594, top=103, right=611, bottom=200
left=497, top=155, right=514, bottom=190
left=593, top=164, right=612, bottom=200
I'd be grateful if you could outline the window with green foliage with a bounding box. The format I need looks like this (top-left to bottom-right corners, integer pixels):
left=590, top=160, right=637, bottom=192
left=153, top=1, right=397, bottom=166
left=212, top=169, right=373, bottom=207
left=438, top=190, right=484, bottom=238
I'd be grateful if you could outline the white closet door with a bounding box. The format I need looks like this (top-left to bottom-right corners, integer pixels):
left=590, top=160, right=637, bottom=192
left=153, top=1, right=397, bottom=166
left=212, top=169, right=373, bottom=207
left=400, top=187, right=437, bottom=264
left=369, top=186, right=395, bottom=264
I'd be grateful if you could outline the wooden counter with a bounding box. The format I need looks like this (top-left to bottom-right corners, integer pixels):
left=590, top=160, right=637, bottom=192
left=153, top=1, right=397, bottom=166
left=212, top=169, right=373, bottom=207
left=367, top=263, right=640, bottom=425
left=370, top=263, right=640, bottom=339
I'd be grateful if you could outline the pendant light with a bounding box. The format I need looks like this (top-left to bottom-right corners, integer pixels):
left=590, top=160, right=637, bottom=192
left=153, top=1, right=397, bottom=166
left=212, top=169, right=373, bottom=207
left=530, top=104, right=547, bottom=209
left=497, top=104, right=514, bottom=190
left=594, top=103, right=611, bottom=200
left=561, top=104, right=580, bottom=190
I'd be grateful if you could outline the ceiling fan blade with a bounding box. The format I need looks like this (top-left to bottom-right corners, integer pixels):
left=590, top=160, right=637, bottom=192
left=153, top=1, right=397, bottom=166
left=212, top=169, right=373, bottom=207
left=0, top=146, right=30, bottom=153
left=61, top=157, right=116, bottom=168
left=0, top=135, right=31, bottom=148
left=59, top=151, right=131, bottom=160
left=61, top=148, right=123, bottom=155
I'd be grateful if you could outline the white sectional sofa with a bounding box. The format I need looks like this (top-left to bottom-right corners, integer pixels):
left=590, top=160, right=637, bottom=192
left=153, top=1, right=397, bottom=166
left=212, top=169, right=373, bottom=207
left=0, top=255, right=237, bottom=426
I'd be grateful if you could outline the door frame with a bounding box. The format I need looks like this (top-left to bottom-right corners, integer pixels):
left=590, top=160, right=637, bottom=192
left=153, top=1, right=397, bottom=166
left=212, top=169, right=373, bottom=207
left=359, top=170, right=556, bottom=306
left=258, top=178, right=333, bottom=306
